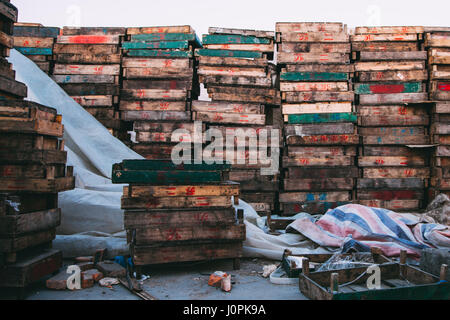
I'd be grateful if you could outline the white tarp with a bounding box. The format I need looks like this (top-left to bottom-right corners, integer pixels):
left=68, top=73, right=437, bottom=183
left=8, top=49, right=328, bottom=260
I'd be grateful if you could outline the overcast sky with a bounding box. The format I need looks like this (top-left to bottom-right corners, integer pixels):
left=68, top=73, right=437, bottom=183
left=12, top=0, right=450, bottom=36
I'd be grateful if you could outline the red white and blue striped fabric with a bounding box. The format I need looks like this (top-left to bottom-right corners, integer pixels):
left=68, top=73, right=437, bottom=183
left=288, top=204, right=450, bottom=258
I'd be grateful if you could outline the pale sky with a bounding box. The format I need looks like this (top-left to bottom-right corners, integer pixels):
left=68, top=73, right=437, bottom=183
left=12, top=0, right=450, bottom=36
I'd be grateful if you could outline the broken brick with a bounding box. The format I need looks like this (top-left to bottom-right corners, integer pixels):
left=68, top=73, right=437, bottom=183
left=82, top=269, right=104, bottom=283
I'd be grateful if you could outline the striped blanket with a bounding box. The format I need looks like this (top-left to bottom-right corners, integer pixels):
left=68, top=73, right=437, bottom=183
left=288, top=204, right=450, bottom=258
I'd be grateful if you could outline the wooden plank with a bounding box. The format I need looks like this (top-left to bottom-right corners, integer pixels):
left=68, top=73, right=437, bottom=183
left=358, top=200, right=421, bottom=211
left=127, top=26, right=194, bottom=35
left=278, top=42, right=351, bottom=53
left=52, top=74, right=117, bottom=84
left=13, top=26, right=59, bottom=38
left=121, top=110, right=190, bottom=121
left=357, top=190, right=424, bottom=200
left=112, top=171, right=224, bottom=185
left=284, top=178, right=354, bottom=191
left=0, top=150, right=67, bottom=164
left=53, top=64, right=120, bottom=75
left=425, top=34, right=450, bottom=47
left=354, top=61, right=425, bottom=72
left=200, top=75, right=271, bottom=87
left=117, top=160, right=231, bottom=172
left=285, top=123, right=355, bottom=135
left=53, top=44, right=119, bottom=55
left=132, top=241, right=243, bottom=266
left=203, top=43, right=274, bottom=52
left=357, top=178, right=424, bottom=190
left=124, top=67, right=193, bottom=79
left=133, top=122, right=201, bottom=132
left=283, top=155, right=354, bottom=167
left=359, top=126, right=426, bottom=136
left=429, top=49, right=450, bottom=64
left=280, top=72, right=348, bottom=81
left=280, top=82, right=348, bottom=92
left=286, top=134, right=359, bottom=145
left=276, top=22, right=345, bottom=33
left=124, top=208, right=236, bottom=229
left=357, top=105, right=428, bottom=116
left=122, top=41, right=189, bottom=50
left=284, top=91, right=354, bottom=103
left=351, top=34, right=419, bottom=42
left=120, top=100, right=186, bottom=111
left=61, top=27, right=126, bottom=36
left=287, top=113, right=356, bottom=124
left=193, top=111, right=266, bottom=125
left=122, top=196, right=232, bottom=210
left=210, top=27, right=274, bottom=38
left=358, top=51, right=427, bottom=61
left=122, top=79, right=193, bottom=90
left=122, top=57, right=190, bottom=69
left=0, top=119, right=63, bottom=137
left=278, top=52, right=350, bottom=64
left=279, top=192, right=351, bottom=203
left=72, top=95, right=113, bottom=107
left=198, top=66, right=267, bottom=77
left=57, top=35, right=120, bottom=44
left=130, top=33, right=196, bottom=42
left=59, top=83, right=119, bottom=96
left=0, top=75, right=27, bottom=97
left=286, top=64, right=354, bottom=73
left=352, top=41, right=419, bottom=52
left=359, top=156, right=426, bottom=167
left=124, top=50, right=192, bottom=58
left=359, top=93, right=428, bottom=105
left=0, top=229, right=56, bottom=253
left=192, top=100, right=264, bottom=114
left=286, top=166, right=359, bottom=179
left=196, top=49, right=263, bottom=59
left=208, top=93, right=280, bottom=105
left=13, top=37, right=54, bottom=48
left=363, top=168, right=430, bottom=179
left=281, top=32, right=349, bottom=43
left=203, top=34, right=271, bottom=44
left=53, top=53, right=121, bottom=64
left=197, top=56, right=268, bottom=67
left=0, top=209, right=60, bottom=236
left=282, top=102, right=353, bottom=115
left=356, top=70, right=428, bottom=82
left=126, top=184, right=239, bottom=198
left=0, top=0, right=18, bottom=22
left=355, top=26, right=424, bottom=34
left=134, top=225, right=245, bottom=244
left=121, top=89, right=187, bottom=101
left=0, top=176, right=75, bottom=193
left=355, top=82, right=423, bottom=94
left=15, top=47, right=52, bottom=55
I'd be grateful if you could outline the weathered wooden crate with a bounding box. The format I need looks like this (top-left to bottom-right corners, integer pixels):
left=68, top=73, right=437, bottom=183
left=299, top=260, right=449, bottom=300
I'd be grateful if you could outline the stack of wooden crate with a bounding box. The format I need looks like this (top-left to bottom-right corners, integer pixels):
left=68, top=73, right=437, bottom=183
left=0, top=100, right=75, bottom=293
left=276, top=22, right=358, bottom=216
left=194, top=27, right=281, bottom=217
left=0, top=0, right=27, bottom=100
left=112, top=160, right=244, bottom=271
left=352, top=26, right=430, bottom=211
left=13, top=22, right=59, bottom=74
left=52, top=27, right=127, bottom=139
left=120, top=26, right=200, bottom=157
left=425, top=28, right=450, bottom=199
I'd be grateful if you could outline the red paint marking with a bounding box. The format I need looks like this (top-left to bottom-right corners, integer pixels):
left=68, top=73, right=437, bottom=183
left=370, top=84, right=406, bottom=94
left=438, top=83, right=450, bottom=91
left=67, top=35, right=110, bottom=44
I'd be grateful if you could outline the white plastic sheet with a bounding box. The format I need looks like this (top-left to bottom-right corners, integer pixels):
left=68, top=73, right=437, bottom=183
left=8, top=50, right=326, bottom=260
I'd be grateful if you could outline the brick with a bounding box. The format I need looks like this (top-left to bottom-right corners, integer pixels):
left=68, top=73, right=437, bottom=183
left=82, top=269, right=104, bottom=283
left=46, top=270, right=70, bottom=290
left=96, top=261, right=126, bottom=278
